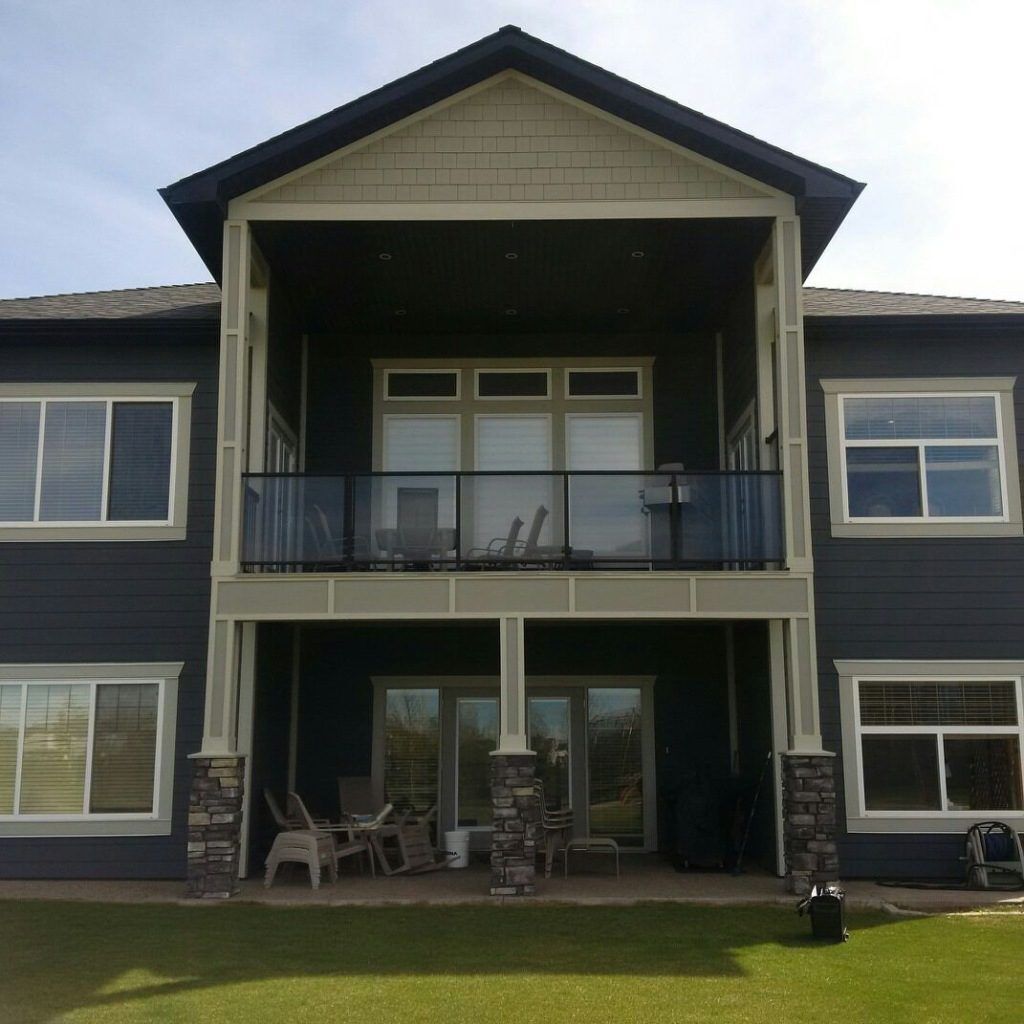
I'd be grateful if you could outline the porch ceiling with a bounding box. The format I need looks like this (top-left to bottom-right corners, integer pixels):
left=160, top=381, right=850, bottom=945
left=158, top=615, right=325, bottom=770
left=254, top=217, right=771, bottom=334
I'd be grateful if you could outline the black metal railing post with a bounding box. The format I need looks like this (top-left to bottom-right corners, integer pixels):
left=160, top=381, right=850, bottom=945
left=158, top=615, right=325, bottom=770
left=668, top=472, right=681, bottom=569
left=342, top=474, right=355, bottom=570
left=562, top=472, right=571, bottom=569
left=454, top=473, right=462, bottom=571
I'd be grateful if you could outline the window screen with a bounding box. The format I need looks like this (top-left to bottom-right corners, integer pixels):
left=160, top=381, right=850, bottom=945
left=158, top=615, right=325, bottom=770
left=588, top=688, right=644, bottom=844
left=107, top=403, right=172, bottom=521
left=89, top=684, right=159, bottom=813
left=0, top=403, right=40, bottom=521
left=38, top=402, right=106, bottom=521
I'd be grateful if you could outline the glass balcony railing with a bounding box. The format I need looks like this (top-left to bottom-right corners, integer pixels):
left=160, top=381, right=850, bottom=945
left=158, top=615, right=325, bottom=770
left=240, top=470, right=785, bottom=572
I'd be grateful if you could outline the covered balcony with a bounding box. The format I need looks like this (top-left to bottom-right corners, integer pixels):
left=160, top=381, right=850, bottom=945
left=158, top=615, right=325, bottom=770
left=230, top=215, right=794, bottom=579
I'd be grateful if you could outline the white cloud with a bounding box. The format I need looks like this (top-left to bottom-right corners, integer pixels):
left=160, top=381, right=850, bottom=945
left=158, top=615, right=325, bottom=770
left=1, top=0, right=1021, bottom=299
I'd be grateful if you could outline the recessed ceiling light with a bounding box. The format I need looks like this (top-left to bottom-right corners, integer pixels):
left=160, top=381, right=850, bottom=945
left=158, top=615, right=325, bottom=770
left=630, top=250, right=645, bottom=259
left=393, top=308, right=407, bottom=316
left=617, top=307, right=630, bottom=314
left=504, top=308, right=518, bottom=316
left=504, top=252, right=518, bottom=260
left=378, top=252, right=392, bottom=261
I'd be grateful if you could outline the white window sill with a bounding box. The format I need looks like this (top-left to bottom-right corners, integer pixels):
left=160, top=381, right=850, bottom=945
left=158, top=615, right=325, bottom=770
left=847, top=814, right=1024, bottom=834
left=831, top=520, right=1023, bottom=539
left=0, top=818, right=173, bottom=838
left=0, top=525, right=186, bottom=542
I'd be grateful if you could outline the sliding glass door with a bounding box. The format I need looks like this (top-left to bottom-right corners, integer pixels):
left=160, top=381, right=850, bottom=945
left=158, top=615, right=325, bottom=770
left=587, top=687, right=645, bottom=846
left=376, top=679, right=653, bottom=849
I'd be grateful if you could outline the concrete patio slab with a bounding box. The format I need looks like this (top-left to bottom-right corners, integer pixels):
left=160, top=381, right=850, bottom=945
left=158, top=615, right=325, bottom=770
left=0, top=857, right=1020, bottom=913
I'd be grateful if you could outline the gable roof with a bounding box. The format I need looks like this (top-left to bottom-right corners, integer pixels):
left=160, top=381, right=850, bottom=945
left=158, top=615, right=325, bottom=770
left=159, top=26, right=863, bottom=280
left=2, top=282, right=1021, bottom=323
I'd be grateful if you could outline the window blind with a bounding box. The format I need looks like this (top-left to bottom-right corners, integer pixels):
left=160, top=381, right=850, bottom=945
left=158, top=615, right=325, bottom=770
left=587, top=688, right=644, bottom=843
left=19, top=685, right=90, bottom=814
left=383, top=689, right=439, bottom=813
left=567, top=415, right=642, bottom=470
left=0, top=403, right=40, bottom=521
left=0, top=686, right=22, bottom=814
left=383, top=416, right=458, bottom=471
left=859, top=681, right=1018, bottom=726
left=89, top=684, right=159, bottom=813
left=38, top=402, right=106, bottom=521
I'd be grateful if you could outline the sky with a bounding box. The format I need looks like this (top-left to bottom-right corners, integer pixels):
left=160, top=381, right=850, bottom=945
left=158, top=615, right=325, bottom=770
left=1, top=0, right=1022, bottom=301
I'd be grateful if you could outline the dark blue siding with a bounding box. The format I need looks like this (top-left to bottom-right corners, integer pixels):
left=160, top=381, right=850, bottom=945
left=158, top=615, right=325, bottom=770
left=805, top=320, right=1024, bottom=878
left=0, top=321, right=217, bottom=879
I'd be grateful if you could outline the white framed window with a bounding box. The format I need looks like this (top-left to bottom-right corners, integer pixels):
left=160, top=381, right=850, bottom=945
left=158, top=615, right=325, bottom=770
left=474, top=369, right=551, bottom=400
left=0, top=383, right=194, bottom=541
left=0, top=662, right=180, bottom=836
left=837, top=660, right=1024, bottom=832
left=565, top=367, right=642, bottom=399
left=821, top=378, right=1022, bottom=538
left=384, top=369, right=461, bottom=401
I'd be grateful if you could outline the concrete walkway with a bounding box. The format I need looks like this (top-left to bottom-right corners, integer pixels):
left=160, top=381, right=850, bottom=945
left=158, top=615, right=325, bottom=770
left=0, top=859, right=1020, bottom=913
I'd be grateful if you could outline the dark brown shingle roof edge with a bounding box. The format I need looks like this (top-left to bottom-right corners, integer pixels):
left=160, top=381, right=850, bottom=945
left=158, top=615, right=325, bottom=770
left=1, top=281, right=1022, bottom=322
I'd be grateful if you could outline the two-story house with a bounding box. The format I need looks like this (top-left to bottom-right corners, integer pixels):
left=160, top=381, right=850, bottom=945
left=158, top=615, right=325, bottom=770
left=1, top=28, right=1021, bottom=897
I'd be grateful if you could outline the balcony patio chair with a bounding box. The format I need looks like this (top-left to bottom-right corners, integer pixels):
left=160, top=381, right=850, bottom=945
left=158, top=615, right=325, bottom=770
left=287, top=791, right=374, bottom=876
left=534, top=779, right=574, bottom=878
left=264, top=829, right=338, bottom=889
left=264, top=788, right=303, bottom=832
left=465, top=515, right=524, bottom=567
left=337, top=775, right=385, bottom=819
left=305, top=504, right=346, bottom=571
left=372, top=806, right=458, bottom=875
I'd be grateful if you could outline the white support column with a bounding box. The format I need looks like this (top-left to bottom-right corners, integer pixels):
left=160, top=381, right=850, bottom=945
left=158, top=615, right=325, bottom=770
left=198, top=221, right=269, bottom=757
left=770, top=217, right=813, bottom=573
left=770, top=616, right=825, bottom=754
left=496, top=616, right=530, bottom=753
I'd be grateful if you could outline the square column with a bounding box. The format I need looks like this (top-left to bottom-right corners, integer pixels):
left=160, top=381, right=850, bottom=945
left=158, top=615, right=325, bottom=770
left=186, top=755, right=246, bottom=898
left=490, top=616, right=537, bottom=895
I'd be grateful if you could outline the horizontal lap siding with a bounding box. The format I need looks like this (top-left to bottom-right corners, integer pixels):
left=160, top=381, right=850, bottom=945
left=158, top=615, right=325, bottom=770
left=0, top=323, right=218, bottom=879
left=806, top=323, right=1024, bottom=878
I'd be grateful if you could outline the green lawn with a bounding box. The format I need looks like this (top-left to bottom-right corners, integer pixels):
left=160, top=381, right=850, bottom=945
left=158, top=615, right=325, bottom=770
left=2, top=900, right=1021, bottom=1023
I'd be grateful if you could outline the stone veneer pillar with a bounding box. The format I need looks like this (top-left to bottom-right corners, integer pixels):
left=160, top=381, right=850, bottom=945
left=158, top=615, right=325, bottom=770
left=781, top=752, right=838, bottom=895
left=186, top=755, right=245, bottom=898
left=490, top=752, right=539, bottom=896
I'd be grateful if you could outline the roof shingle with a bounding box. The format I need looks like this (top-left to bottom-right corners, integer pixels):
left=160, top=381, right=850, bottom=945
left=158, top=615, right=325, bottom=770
left=1, top=282, right=1022, bottom=322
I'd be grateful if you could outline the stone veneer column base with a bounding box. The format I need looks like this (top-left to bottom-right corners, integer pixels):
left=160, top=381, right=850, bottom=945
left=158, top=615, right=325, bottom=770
left=782, top=752, right=838, bottom=896
left=186, top=755, right=245, bottom=899
left=490, top=752, right=538, bottom=896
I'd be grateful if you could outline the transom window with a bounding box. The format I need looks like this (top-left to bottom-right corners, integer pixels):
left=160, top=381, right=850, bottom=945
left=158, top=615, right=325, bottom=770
left=855, top=678, right=1024, bottom=814
left=839, top=392, right=1007, bottom=522
left=0, top=679, right=165, bottom=819
left=0, top=391, right=189, bottom=532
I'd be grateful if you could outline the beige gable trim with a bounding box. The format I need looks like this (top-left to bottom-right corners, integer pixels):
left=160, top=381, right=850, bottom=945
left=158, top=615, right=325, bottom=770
left=233, top=72, right=783, bottom=213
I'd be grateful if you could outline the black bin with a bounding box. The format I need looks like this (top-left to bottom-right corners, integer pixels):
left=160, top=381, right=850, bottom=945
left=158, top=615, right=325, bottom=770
left=797, top=884, right=848, bottom=942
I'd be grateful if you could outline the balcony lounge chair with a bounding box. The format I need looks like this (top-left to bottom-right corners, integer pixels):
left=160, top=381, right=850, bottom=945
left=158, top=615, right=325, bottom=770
left=287, top=791, right=374, bottom=876
left=466, top=515, right=524, bottom=567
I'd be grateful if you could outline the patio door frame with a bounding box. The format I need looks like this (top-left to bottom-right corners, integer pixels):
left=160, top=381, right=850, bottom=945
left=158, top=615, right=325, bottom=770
left=371, top=674, right=657, bottom=852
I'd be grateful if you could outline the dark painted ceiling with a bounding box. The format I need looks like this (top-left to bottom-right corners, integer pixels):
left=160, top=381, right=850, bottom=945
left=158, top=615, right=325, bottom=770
left=255, top=217, right=773, bottom=334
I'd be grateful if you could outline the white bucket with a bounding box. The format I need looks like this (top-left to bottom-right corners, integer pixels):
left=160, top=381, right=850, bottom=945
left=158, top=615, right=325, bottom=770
left=445, top=830, right=471, bottom=869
